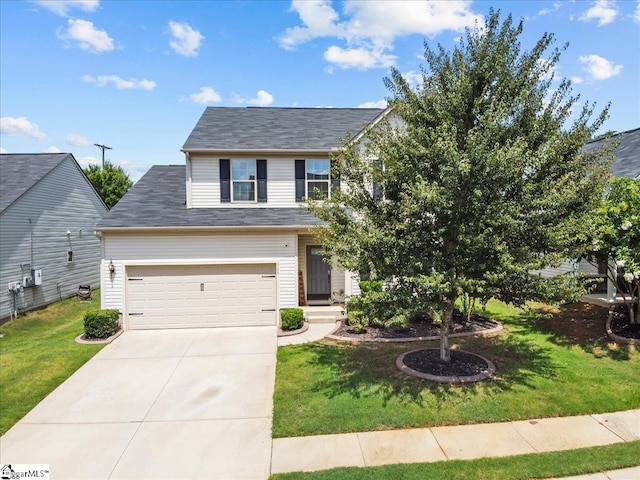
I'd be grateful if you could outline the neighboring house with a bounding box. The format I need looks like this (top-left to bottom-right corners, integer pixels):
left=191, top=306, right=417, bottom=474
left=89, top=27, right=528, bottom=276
left=96, top=107, right=388, bottom=330
left=538, top=127, right=640, bottom=296
left=0, top=153, right=108, bottom=320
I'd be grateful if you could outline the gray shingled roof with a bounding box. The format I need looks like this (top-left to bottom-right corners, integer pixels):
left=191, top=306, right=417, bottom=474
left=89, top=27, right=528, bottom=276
left=0, top=153, right=71, bottom=213
left=96, top=165, right=323, bottom=229
left=182, top=107, right=386, bottom=151
left=582, top=127, right=640, bottom=179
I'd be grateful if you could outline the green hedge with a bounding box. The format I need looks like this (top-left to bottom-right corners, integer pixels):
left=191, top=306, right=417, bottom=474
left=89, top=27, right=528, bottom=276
left=281, top=308, right=304, bottom=330
left=83, top=309, right=120, bottom=339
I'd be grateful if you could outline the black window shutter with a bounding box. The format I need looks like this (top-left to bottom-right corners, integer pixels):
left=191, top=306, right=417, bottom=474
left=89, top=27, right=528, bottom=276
left=257, top=159, right=267, bottom=202
left=372, top=159, right=383, bottom=201
left=295, top=159, right=305, bottom=202
left=331, top=163, right=340, bottom=195
left=220, top=159, right=230, bottom=203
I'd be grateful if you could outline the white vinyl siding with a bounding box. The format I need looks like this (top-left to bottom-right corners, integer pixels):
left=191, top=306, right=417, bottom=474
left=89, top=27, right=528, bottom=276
left=101, top=231, right=298, bottom=318
left=189, top=155, right=342, bottom=208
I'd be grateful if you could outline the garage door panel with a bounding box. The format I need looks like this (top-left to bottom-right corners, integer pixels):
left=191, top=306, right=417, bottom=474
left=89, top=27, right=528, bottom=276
left=127, top=264, right=277, bottom=329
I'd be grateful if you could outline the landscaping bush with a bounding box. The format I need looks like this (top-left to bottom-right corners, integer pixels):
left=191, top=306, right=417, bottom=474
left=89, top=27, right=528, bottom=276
left=281, top=308, right=304, bottom=330
left=83, top=309, right=120, bottom=339
left=358, top=280, right=383, bottom=294
left=347, top=284, right=436, bottom=331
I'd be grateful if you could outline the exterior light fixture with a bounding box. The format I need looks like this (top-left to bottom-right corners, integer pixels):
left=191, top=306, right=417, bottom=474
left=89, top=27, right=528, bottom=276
left=108, top=260, right=115, bottom=273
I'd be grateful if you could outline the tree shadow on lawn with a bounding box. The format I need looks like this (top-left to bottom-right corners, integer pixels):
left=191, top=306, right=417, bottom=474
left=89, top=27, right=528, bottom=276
left=526, top=302, right=637, bottom=361
left=305, top=331, right=556, bottom=407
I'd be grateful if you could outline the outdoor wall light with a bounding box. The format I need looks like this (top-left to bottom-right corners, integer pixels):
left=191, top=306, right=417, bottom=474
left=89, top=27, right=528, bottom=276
left=108, top=260, right=115, bottom=273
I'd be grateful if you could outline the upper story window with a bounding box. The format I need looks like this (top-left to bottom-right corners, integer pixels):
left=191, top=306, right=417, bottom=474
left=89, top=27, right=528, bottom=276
left=220, top=159, right=267, bottom=203
left=306, top=160, right=330, bottom=200
left=231, top=159, right=256, bottom=202
left=296, top=159, right=337, bottom=202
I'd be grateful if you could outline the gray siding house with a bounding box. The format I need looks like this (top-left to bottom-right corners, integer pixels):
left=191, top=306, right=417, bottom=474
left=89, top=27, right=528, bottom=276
left=0, top=153, right=108, bottom=320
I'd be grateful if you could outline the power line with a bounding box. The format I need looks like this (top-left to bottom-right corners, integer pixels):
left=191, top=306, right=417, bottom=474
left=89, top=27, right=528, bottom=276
left=94, top=143, right=112, bottom=169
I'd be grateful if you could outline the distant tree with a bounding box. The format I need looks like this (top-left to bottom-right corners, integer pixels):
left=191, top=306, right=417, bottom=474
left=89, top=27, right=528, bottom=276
left=581, top=178, right=640, bottom=324
left=84, top=161, right=133, bottom=209
left=308, top=10, right=612, bottom=362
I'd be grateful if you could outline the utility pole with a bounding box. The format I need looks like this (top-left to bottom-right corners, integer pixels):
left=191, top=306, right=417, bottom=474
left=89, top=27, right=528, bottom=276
left=94, top=143, right=112, bottom=169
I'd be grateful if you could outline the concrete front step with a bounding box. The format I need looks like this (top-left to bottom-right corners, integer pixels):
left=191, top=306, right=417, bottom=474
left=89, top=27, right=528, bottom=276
left=302, top=306, right=345, bottom=324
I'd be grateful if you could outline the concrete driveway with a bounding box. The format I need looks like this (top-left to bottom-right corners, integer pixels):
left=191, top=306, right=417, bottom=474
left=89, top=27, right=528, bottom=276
left=0, top=326, right=277, bottom=480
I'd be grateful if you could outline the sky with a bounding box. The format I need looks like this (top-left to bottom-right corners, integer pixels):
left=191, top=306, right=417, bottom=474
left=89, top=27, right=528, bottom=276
left=1, top=0, right=639, bottom=182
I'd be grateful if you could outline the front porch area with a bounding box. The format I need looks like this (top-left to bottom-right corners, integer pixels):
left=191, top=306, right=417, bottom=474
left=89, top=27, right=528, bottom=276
left=297, top=233, right=359, bottom=307
left=301, top=305, right=346, bottom=324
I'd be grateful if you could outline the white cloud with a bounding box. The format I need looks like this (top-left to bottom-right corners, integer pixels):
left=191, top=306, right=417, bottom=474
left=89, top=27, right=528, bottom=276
left=0, top=146, right=8, bottom=153
left=402, top=70, right=424, bottom=89
left=44, top=145, right=61, bottom=153
left=634, top=1, right=640, bottom=22
left=0, top=116, right=47, bottom=140
left=77, top=155, right=100, bottom=168
left=579, top=0, right=618, bottom=26
left=279, top=0, right=482, bottom=70
left=571, top=76, right=584, bottom=84
left=168, top=21, right=204, bottom=57
left=578, top=54, right=623, bottom=80
left=58, top=18, right=114, bottom=53
left=83, top=74, right=156, bottom=90
left=189, top=87, right=222, bottom=104
left=357, top=100, right=388, bottom=108
left=538, top=1, right=562, bottom=16
left=324, top=45, right=395, bottom=69
left=65, top=133, right=92, bottom=146
left=248, top=90, right=275, bottom=107
left=31, top=0, right=99, bottom=17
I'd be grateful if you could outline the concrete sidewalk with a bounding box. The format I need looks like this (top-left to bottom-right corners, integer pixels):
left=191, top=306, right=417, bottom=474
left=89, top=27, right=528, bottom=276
left=271, top=409, right=640, bottom=475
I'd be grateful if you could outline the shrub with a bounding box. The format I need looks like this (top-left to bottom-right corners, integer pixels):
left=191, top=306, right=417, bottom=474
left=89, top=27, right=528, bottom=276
left=358, top=280, right=383, bottom=294
left=281, top=308, right=304, bottom=330
left=83, top=309, right=120, bottom=339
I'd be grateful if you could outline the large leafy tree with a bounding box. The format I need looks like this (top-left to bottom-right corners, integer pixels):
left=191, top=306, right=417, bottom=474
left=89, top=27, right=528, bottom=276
left=582, top=177, right=640, bottom=323
left=84, top=161, right=133, bottom=209
left=309, top=11, right=612, bottom=361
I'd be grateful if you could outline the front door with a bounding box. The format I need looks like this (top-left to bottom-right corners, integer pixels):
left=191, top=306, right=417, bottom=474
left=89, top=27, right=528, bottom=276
left=307, top=246, right=331, bottom=300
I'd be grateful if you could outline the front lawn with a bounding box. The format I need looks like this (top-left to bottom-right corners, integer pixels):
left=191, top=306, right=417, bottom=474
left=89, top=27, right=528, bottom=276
left=270, top=441, right=640, bottom=480
left=273, top=300, right=639, bottom=438
left=0, top=290, right=106, bottom=435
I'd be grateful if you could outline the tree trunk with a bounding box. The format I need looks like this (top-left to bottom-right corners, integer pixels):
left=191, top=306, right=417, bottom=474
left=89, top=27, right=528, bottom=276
left=440, top=308, right=453, bottom=362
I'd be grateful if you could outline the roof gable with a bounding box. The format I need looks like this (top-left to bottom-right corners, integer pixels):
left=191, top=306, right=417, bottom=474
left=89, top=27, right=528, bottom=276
left=0, top=153, right=73, bottom=212
left=182, top=107, right=386, bottom=152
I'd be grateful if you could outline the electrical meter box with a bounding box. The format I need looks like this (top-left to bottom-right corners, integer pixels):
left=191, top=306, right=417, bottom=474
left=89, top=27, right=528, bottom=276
left=32, top=268, right=42, bottom=286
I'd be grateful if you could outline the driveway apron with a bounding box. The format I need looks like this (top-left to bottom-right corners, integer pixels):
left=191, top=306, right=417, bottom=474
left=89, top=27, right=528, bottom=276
left=0, top=326, right=277, bottom=480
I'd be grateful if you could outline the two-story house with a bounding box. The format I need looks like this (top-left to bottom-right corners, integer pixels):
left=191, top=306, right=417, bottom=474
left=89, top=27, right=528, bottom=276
left=96, top=107, right=387, bottom=330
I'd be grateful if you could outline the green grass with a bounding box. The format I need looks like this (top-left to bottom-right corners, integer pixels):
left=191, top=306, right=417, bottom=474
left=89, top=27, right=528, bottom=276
left=0, top=291, right=106, bottom=435
left=273, top=300, right=639, bottom=438
left=270, top=441, right=640, bottom=479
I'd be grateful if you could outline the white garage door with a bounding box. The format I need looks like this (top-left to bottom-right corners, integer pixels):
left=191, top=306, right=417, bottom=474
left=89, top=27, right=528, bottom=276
left=126, top=264, right=277, bottom=329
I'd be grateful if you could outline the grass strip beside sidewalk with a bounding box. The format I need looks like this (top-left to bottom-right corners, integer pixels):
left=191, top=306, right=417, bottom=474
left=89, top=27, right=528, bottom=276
left=270, top=441, right=640, bottom=480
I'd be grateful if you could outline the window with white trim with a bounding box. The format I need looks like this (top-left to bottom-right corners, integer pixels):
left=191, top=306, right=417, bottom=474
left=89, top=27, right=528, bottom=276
left=306, top=159, right=330, bottom=200
left=231, top=159, right=256, bottom=202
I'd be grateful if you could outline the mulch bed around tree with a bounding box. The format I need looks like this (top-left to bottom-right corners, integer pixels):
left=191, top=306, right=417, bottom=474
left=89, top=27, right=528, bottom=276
left=609, top=304, right=640, bottom=340
left=397, top=348, right=496, bottom=384
left=403, top=349, right=490, bottom=376
left=330, top=310, right=501, bottom=342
